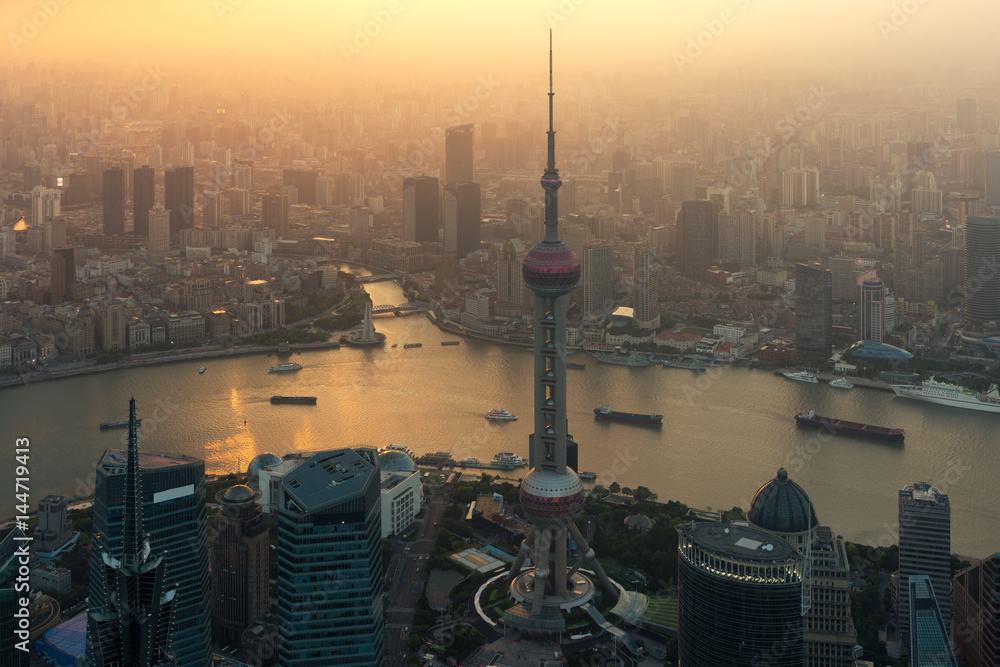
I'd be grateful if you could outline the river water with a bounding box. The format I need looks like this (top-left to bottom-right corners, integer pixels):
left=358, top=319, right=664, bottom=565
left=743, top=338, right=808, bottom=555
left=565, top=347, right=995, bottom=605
left=1, top=265, right=997, bottom=556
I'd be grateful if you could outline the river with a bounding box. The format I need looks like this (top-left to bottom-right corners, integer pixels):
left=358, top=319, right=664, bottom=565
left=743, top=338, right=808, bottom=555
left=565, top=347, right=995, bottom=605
left=1, top=264, right=997, bottom=557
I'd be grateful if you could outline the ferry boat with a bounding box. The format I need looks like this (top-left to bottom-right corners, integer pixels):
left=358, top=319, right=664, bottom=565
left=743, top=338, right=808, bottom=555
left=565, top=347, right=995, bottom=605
left=593, top=404, right=663, bottom=425
left=829, top=377, right=854, bottom=389
left=577, top=471, right=597, bottom=481
left=268, top=362, right=303, bottom=373
left=270, top=396, right=317, bottom=405
left=460, top=457, right=480, bottom=465
left=485, top=408, right=517, bottom=421
left=891, top=379, right=1000, bottom=413
left=100, top=418, right=142, bottom=430
left=491, top=452, right=527, bottom=467
left=794, top=410, right=904, bottom=442
left=199, top=367, right=206, bottom=374
left=784, top=371, right=819, bottom=383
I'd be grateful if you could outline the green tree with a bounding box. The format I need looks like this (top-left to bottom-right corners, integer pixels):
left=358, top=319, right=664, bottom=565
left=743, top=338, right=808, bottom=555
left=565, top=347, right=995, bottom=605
left=633, top=486, right=653, bottom=502
left=609, top=481, right=621, bottom=494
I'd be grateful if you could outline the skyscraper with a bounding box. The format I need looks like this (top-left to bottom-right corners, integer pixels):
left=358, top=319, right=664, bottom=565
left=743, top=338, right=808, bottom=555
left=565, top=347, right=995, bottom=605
left=445, top=124, right=474, bottom=185
left=31, top=185, right=61, bottom=227
left=504, top=34, right=619, bottom=633
left=276, top=449, right=384, bottom=666
left=443, top=181, right=481, bottom=258
left=964, top=217, right=1000, bottom=322
left=898, top=482, right=952, bottom=649
left=85, top=399, right=177, bottom=667
left=908, top=576, right=958, bottom=666
left=102, top=168, right=126, bottom=236
left=133, top=165, right=155, bottom=236
left=282, top=167, right=317, bottom=205
left=581, top=241, right=614, bottom=319
left=496, top=238, right=527, bottom=317
left=795, top=262, right=832, bottom=355
left=676, top=521, right=804, bottom=667
left=952, top=553, right=1000, bottom=667
left=165, top=165, right=195, bottom=233
left=632, top=243, right=659, bottom=329
left=859, top=279, right=886, bottom=343
left=88, top=403, right=213, bottom=667
left=402, top=176, right=439, bottom=243
left=679, top=199, right=716, bottom=278
left=262, top=188, right=290, bottom=238
left=957, top=98, right=977, bottom=136
left=985, top=152, right=1000, bottom=206
left=148, top=204, right=170, bottom=254
left=50, top=247, right=75, bottom=304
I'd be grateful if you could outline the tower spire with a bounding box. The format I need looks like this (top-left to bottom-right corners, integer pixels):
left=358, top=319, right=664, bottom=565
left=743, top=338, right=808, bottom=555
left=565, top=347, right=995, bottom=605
left=123, top=396, right=143, bottom=569
left=541, top=29, right=561, bottom=242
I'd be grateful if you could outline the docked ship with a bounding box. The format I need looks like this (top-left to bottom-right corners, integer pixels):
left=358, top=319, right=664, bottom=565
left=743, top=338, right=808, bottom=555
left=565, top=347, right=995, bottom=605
left=486, top=408, right=517, bottom=421
left=100, top=418, right=142, bottom=430
left=268, top=362, right=302, bottom=373
left=270, top=396, right=317, bottom=405
left=590, top=351, right=653, bottom=367
left=891, top=379, right=1000, bottom=413
left=794, top=410, right=904, bottom=442
left=491, top=452, right=527, bottom=467
left=829, top=377, right=854, bottom=389
left=593, top=404, right=663, bottom=425
left=416, top=451, right=454, bottom=466
left=784, top=371, right=819, bottom=383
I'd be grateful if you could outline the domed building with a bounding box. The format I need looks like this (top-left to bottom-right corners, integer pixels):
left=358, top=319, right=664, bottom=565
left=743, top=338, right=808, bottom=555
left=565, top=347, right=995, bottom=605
left=748, top=467, right=818, bottom=548
left=246, top=452, right=282, bottom=490
left=377, top=446, right=422, bottom=538
left=378, top=447, right=417, bottom=473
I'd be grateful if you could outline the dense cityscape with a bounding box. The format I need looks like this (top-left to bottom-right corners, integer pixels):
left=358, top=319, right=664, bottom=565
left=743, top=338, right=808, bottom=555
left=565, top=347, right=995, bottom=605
left=1, top=1, right=1000, bottom=666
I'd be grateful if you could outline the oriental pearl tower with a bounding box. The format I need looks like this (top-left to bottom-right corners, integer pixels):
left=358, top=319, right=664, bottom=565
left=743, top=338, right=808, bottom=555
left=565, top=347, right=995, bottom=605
left=503, top=32, right=619, bottom=631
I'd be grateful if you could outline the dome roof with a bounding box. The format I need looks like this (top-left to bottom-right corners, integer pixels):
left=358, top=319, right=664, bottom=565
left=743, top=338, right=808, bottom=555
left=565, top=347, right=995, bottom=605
left=379, top=450, right=416, bottom=473
left=217, top=484, right=260, bottom=504
left=246, top=452, right=283, bottom=489
left=522, top=241, right=580, bottom=297
left=748, top=468, right=818, bottom=534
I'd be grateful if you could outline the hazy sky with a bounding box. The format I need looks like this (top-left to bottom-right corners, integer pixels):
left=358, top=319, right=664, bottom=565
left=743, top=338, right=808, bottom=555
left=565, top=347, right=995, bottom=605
left=2, top=0, right=995, bottom=81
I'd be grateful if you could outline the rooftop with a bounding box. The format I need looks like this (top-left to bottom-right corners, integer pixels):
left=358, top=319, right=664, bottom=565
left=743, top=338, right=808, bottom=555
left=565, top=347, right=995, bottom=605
left=100, top=449, right=196, bottom=473
left=281, top=448, right=376, bottom=513
left=680, top=522, right=799, bottom=562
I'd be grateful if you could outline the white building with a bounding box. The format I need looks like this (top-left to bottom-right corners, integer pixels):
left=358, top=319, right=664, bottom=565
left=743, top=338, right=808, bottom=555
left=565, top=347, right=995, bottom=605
left=713, top=324, right=747, bottom=344
left=378, top=448, right=423, bottom=538
left=148, top=204, right=170, bottom=253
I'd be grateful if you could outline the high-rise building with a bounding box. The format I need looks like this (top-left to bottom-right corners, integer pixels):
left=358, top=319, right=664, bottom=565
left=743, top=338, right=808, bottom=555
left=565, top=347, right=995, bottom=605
left=133, top=165, right=155, bottom=236
left=232, top=159, right=254, bottom=190
left=50, top=247, right=75, bottom=304
left=496, top=238, right=527, bottom=317
left=908, top=576, right=958, bottom=666
left=165, top=165, right=195, bottom=233
left=282, top=168, right=317, bottom=205
left=957, top=98, right=977, bottom=136
left=276, top=449, right=384, bottom=666
left=679, top=199, right=716, bottom=278
left=443, top=181, right=481, bottom=258
left=632, top=243, right=660, bottom=329
left=859, top=279, right=886, bottom=342
left=211, top=484, right=269, bottom=651
left=748, top=468, right=859, bottom=666
left=262, top=188, right=290, bottom=238
left=952, top=553, right=1000, bottom=667
left=985, top=152, right=1000, bottom=206
left=676, top=521, right=805, bottom=667
left=782, top=168, right=820, bottom=207
left=86, top=400, right=178, bottom=667
left=956, top=194, right=981, bottom=227
left=334, top=171, right=364, bottom=206
left=718, top=212, right=757, bottom=267
left=672, top=164, right=696, bottom=200
left=102, top=167, right=126, bottom=236
left=898, top=482, right=952, bottom=649
left=581, top=241, right=614, bottom=319
left=795, top=262, right=832, bottom=354
left=224, top=187, right=250, bottom=217
left=349, top=206, right=371, bottom=236
left=148, top=204, right=170, bottom=253
left=504, top=37, right=620, bottom=635
left=445, top=124, right=474, bottom=185
left=964, top=217, right=1000, bottom=322
left=31, top=185, right=61, bottom=227
left=402, top=176, right=440, bottom=243
left=33, top=494, right=73, bottom=556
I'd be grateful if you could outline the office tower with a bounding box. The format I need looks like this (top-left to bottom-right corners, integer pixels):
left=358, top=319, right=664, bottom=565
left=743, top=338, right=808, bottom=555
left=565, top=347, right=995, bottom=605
left=33, top=494, right=73, bottom=556
left=349, top=206, right=371, bottom=235
left=986, top=152, right=1000, bottom=206
left=804, top=214, right=826, bottom=254
left=859, top=279, right=886, bottom=343
left=496, top=238, right=527, bottom=317
left=316, top=176, right=335, bottom=209
left=913, top=188, right=943, bottom=214
left=403, top=176, right=440, bottom=243
left=443, top=181, right=481, bottom=258
left=718, top=212, right=756, bottom=267
left=749, top=468, right=859, bottom=666
left=211, top=484, right=269, bottom=651
left=51, top=247, right=75, bottom=303
left=561, top=176, right=576, bottom=214
left=276, top=449, right=384, bottom=666
left=148, top=204, right=170, bottom=253
left=632, top=243, right=659, bottom=329
left=672, top=164, right=696, bottom=200
left=200, top=191, right=222, bottom=228
left=165, top=165, right=195, bottom=233
left=909, top=576, right=958, bottom=666
left=898, top=483, right=952, bottom=649
left=964, top=218, right=1000, bottom=322
left=581, top=242, right=613, bottom=319
left=636, top=177, right=663, bottom=214
left=262, top=188, right=290, bottom=238
left=133, top=165, right=155, bottom=236
left=504, top=37, right=620, bottom=633
left=31, top=185, right=61, bottom=227
left=445, top=124, right=474, bottom=185
left=795, top=262, right=832, bottom=354
left=957, top=98, right=977, bottom=136
left=679, top=199, right=716, bottom=278
left=225, top=187, right=250, bottom=217
left=282, top=167, right=317, bottom=205
left=102, top=168, right=126, bottom=236
left=676, top=521, right=804, bottom=667
left=956, top=194, right=980, bottom=227
left=86, top=400, right=177, bottom=667
left=952, top=553, right=1000, bottom=667
left=334, top=171, right=364, bottom=206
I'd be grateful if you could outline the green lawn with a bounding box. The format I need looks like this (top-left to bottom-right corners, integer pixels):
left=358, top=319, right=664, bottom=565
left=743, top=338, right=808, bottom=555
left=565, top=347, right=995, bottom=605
left=643, top=595, right=679, bottom=628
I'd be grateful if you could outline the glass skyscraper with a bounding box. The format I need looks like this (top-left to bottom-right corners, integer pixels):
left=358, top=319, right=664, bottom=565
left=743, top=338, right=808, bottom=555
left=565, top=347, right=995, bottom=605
left=795, top=261, right=833, bottom=354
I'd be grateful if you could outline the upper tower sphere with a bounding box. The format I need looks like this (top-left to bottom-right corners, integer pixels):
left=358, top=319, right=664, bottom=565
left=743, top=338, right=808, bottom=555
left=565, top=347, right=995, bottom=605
left=748, top=467, right=818, bottom=534
left=522, top=241, right=580, bottom=297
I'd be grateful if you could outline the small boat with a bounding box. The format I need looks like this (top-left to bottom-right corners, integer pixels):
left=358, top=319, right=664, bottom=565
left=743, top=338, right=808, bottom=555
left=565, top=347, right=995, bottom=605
left=268, top=362, right=303, bottom=373
left=460, top=457, right=480, bottom=465
left=391, top=343, right=398, bottom=348
left=403, top=343, right=422, bottom=349
left=100, top=419, right=142, bottom=430
left=270, top=396, right=317, bottom=405
left=829, top=377, right=854, bottom=389
left=593, top=404, right=663, bottom=425
left=486, top=408, right=517, bottom=421
left=199, top=367, right=206, bottom=374
left=441, top=340, right=461, bottom=346
left=794, top=410, right=903, bottom=442
left=491, top=452, right=527, bottom=466
left=578, top=471, right=597, bottom=481
left=784, top=371, right=819, bottom=383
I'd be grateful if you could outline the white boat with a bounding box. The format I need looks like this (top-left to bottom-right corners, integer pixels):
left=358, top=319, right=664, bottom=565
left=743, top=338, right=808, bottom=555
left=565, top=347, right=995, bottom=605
left=485, top=408, right=517, bottom=421
left=491, top=451, right=527, bottom=466
left=784, top=371, right=819, bottom=384
left=829, top=377, right=853, bottom=389
left=460, top=457, right=479, bottom=465
left=891, top=379, right=1000, bottom=413
left=198, top=367, right=206, bottom=374
left=268, top=362, right=303, bottom=373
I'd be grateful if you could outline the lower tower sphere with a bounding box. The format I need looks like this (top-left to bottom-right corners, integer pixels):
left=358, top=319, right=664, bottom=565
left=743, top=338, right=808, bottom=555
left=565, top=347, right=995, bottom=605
left=518, top=468, right=585, bottom=525
left=521, top=241, right=580, bottom=297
